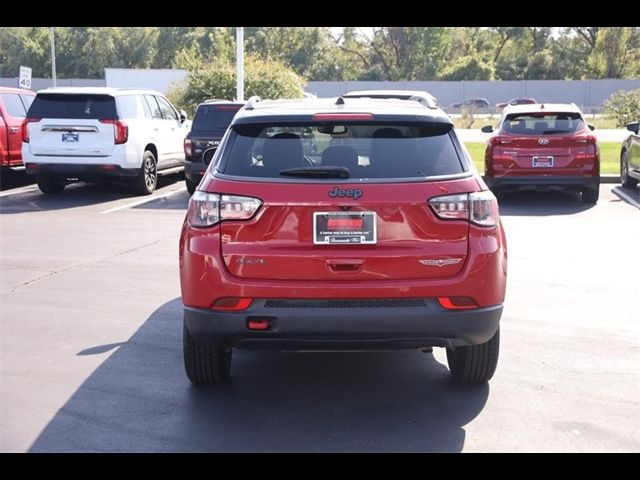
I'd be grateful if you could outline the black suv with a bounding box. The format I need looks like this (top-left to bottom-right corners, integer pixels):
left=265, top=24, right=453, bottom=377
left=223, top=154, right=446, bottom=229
left=184, top=100, right=245, bottom=194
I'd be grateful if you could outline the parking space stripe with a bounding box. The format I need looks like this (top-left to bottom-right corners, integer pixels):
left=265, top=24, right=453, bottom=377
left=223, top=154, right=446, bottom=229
left=99, top=187, right=187, bottom=214
left=611, top=186, right=640, bottom=210
left=0, top=185, right=39, bottom=198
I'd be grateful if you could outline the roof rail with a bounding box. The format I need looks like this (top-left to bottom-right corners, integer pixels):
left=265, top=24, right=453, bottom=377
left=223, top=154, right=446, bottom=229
left=245, top=96, right=262, bottom=110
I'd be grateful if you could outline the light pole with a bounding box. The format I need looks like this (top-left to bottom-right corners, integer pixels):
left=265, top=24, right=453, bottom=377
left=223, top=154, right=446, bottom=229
left=236, top=27, right=244, bottom=101
left=50, top=27, right=57, bottom=87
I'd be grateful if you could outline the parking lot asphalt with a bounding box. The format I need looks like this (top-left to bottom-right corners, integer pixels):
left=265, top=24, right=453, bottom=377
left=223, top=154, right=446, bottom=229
left=1, top=176, right=638, bottom=452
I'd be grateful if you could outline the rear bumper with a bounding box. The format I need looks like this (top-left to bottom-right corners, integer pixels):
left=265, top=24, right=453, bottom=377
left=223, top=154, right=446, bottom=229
left=184, top=300, right=503, bottom=350
left=25, top=163, right=139, bottom=178
left=185, top=161, right=207, bottom=183
left=485, top=175, right=599, bottom=189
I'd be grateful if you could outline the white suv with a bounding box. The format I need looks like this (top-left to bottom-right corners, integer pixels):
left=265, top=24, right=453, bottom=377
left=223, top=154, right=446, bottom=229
left=22, top=87, right=190, bottom=194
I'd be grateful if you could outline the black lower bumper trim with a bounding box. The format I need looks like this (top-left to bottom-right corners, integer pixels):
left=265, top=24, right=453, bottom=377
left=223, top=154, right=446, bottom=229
left=26, top=163, right=139, bottom=178
left=485, top=175, right=599, bottom=189
left=183, top=299, right=503, bottom=350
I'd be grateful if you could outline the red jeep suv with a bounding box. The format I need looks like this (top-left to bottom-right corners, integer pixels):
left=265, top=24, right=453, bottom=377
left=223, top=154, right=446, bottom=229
left=483, top=103, right=600, bottom=203
left=179, top=96, right=508, bottom=385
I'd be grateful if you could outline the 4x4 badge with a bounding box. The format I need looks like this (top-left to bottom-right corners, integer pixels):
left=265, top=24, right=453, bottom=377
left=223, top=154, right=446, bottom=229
left=419, top=258, right=462, bottom=267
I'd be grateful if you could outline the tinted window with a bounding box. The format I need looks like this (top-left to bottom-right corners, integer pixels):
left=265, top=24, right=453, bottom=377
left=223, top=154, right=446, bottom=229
left=28, top=94, right=117, bottom=120
left=192, top=104, right=242, bottom=133
left=115, top=95, right=141, bottom=119
left=503, top=112, right=585, bottom=135
left=143, top=95, right=162, bottom=119
left=156, top=96, right=178, bottom=120
left=219, top=122, right=463, bottom=180
left=1, top=93, right=27, bottom=118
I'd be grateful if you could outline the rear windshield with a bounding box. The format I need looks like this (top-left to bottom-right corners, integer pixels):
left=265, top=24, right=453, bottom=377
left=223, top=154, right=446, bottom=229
left=502, top=112, right=584, bottom=135
left=218, top=122, right=464, bottom=180
left=192, top=104, right=242, bottom=133
left=28, top=94, right=118, bottom=120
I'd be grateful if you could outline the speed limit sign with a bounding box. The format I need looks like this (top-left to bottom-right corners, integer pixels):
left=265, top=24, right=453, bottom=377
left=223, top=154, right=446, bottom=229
left=19, top=66, right=32, bottom=90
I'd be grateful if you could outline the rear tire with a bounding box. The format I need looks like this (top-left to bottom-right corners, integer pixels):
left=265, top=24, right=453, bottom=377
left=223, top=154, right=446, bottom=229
left=621, top=150, right=638, bottom=188
left=183, top=323, right=232, bottom=385
left=36, top=175, right=65, bottom=194
left=581, top=185, right=599, bottom=204
left=446, top=328, right=499, bottom=384
left=132, top=150, right=157, bottom=195
left=186, top=177, right=198, bottom=195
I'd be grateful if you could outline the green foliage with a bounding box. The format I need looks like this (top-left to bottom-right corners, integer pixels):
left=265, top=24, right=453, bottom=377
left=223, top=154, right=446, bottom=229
left=1, top=26, right=639, bottom=82
left=168, top=55, right=305, bottom=115
left=439, top=56, right=493, bottom=80
left=603, top=89, right=640, bottom=127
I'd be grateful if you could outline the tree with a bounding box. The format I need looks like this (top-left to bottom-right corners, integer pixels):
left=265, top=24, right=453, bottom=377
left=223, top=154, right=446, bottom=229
left=167, top=55, right=305, bottom=115
left=604, top=89, right=640, bottom=127
left=588, top=27, right=640, bottom=78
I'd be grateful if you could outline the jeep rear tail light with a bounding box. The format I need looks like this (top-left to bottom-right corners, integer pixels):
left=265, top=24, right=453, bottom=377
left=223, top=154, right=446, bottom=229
left=100, top=119, right=128, bottom=144
left=188, top=192, right=262, bottom=228
left=437, top=296, right=479, bottom=310
left=429, top=191, right=499, bottom=227
left=211, top=297, right=252, bottom=311
left=184, top=137, right=192, bottom=157
left=21, top=118, right=40, bottom=143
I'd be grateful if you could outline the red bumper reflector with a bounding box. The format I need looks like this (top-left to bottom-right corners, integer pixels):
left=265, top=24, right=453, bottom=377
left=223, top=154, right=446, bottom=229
left=210, top=297, right=252, bottom=311
left=247, top=319, right=270, bottom=331
left=437, top=296, right=479, bottom=310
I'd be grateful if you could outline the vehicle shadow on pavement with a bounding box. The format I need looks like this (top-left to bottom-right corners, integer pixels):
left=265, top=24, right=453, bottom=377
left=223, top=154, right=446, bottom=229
left=0, top=169, right=34, bottom=191
left=498, top=190, right=595, bottom=216
left=131, top=190, right=190, bottom=211
left=29, top=298, right=489, bottom=452
left=0, top=175, right=184, bottom=214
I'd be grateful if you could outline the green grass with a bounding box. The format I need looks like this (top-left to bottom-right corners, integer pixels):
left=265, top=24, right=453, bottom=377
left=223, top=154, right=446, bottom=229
left=464, top=142, right=621, bottom=175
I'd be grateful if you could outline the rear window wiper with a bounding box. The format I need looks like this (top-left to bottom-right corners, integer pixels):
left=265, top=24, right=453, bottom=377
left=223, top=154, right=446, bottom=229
left=542, top=130, right=573, bottom=134
left=279, top=166, right=350, bottom=179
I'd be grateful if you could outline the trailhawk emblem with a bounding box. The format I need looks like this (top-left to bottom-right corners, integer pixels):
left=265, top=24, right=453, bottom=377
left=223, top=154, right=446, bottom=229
left=419, top=258, right=462, bottom=267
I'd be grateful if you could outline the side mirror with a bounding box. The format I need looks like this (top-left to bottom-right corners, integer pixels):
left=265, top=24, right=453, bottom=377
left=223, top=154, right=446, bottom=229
left=588, top=124, right=595, bottom=131
left=481, top=125, right=494, bottom=133
left=180, top=109, right=188, bottom=123
left=626, top=122, right=639, bottom=135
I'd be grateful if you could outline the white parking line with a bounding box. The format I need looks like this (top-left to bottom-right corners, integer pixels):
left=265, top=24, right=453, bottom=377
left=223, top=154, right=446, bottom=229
left=0, top=185, right=39, bottom=198
left=99, top=187, right=187, bottom=214
left=612, top=186, right=640, bottom=209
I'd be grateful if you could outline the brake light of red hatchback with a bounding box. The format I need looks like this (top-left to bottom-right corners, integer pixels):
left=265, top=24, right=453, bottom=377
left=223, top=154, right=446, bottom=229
left=429, top=191, right=499, bottom=227
left=187, top=192, right=262, bottom=228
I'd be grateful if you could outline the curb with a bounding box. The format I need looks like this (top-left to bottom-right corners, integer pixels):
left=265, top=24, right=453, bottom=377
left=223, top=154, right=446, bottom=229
left=600, top=175, right=620, bottom=184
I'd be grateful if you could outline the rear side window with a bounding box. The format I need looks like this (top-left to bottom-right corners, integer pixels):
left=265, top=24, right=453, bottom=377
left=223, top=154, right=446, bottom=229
left=28, top=94, right=117, bottom=120
left=115, top=95, right=142, bottom=119
left=502, top=112, right=585, bottom=135
left=156, top=96, right=179, bottom=120
left=219, top=122, right=464, bottom=180
left=1, top=93, right=27, bottom=118
left=192, top=104, right=242, bottom=133
left=143, top=95, right=163, bottom=119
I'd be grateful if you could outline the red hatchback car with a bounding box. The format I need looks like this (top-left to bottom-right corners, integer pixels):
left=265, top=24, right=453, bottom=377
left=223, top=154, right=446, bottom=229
left=179, top=97, right=507, bottom=385
left=483, top=103, right=600, bottom=203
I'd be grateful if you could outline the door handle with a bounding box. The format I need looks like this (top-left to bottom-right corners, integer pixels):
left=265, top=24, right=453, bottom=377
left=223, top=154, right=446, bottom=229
left=9, top=127, right=19, bottom=134
left=327, top=259, right=363, bottom=272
